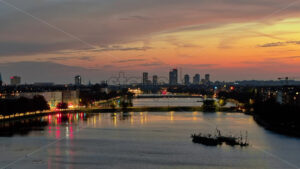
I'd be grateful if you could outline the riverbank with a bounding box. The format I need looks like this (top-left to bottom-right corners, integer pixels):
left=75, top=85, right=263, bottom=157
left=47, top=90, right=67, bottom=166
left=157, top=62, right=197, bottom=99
left=249, top=99, right=300, bottom=138
left=253, top=115, right=300, bottom=137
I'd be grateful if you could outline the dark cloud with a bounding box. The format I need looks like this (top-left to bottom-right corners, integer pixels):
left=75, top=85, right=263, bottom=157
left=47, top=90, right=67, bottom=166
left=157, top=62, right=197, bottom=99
left=117, top=59, right=145, bottom=63
left=258, top=40, right=300, bottom=48
left=269, top=56, right=300, bottom=60
left=192, top=64, right=217, bottom=68
left=0, top=40, right=151, bottom=57
left=166, top=23, right=224, bottom=33
left=179, top=64, right=218, bottom=69
left=50, top=56, right=93, bottom=61
left=94, top=46, right=152, bottom=52
left=285, top=56, right=300, bottom=59
left=258, top=42, right=286, bottom=47
left=241, top=60, right=279, bottom=65
left=137, top=62, right=163, bottom=67
left=77, top=56, right=94, bottom=61
left=287, top=41, right=300, bottom=45
left=247, top=31, right=285, bottom=41
left=99, top=46, right=152, bottom=51
left=0, top=41, right=81, bottom=56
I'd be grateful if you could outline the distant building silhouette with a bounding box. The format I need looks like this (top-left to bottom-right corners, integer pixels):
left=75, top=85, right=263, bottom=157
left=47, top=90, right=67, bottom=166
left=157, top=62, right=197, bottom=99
left=153, top=75, right=158, bottom=85
left=184, top=74, right=190, bottom=85
left=143, top=72, right=149, bottom=85
left=75, top=75, right=82, bottom=86
left=193, top=74, right=200, bottom=84
left=0, top=73, right=2, bottom=86
left=169, top=69, right=178, bottom=85
left=205, top=74, right=210, bottom=84
left=10, top=76, right=21, bottom=85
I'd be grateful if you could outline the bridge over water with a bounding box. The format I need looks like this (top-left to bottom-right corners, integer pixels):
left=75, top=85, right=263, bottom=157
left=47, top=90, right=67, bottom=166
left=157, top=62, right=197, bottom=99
left=135, top=94, right=204, bottom=99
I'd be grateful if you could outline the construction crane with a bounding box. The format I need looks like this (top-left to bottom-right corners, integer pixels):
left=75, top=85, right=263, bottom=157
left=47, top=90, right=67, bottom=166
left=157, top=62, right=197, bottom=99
left=278, top=77, right=300, bottom=85
left=278, top=77, right=289, bottom=85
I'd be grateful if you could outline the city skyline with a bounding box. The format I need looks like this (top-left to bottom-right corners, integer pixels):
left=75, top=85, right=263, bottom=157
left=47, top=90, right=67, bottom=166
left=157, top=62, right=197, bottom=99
left=0, top=0, right=300, bottom=82
left=0, top=66, right=212, bottom=85
left=1, top=66, right=300, bottom=86
left=0, top=61, right=299, bottom=84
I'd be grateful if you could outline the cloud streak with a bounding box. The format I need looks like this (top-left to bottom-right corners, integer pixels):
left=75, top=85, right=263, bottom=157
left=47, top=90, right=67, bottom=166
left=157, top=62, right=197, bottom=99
left=117, top=59, right=145, bottom=63
left=258, top=42, right=286, bottom=47
left=258, top=40, right=300, bottom=47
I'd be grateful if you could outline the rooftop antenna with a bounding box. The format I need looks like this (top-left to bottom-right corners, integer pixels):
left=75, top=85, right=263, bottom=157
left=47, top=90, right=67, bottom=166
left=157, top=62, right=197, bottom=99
left=179, top=67, right=183, bottom=84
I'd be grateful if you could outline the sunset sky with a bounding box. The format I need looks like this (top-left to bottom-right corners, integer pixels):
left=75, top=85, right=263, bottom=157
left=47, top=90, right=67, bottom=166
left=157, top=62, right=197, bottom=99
left=1, top=0, right=300, bottom=83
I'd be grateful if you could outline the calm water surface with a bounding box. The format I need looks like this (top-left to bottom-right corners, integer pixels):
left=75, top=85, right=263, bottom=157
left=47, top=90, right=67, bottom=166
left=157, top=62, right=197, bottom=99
left=0, top=99, right=299, bottom=169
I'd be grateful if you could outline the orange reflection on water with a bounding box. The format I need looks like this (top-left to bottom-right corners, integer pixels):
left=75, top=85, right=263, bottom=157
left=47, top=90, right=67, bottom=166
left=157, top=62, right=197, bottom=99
left=93, top=116, right=97, bottom=127
left=170, top=111, right=174, bottom=122
left=144, top=112, right=148, bottom=124
left=215, top=112, right=223, bottom=122
left=130, top=112, right=134, bottom=125
left=140, top=112, right=144, bottom=124
left=193, top=111, right=198, bottom=121
left=113, top=113, right=117, bottom=127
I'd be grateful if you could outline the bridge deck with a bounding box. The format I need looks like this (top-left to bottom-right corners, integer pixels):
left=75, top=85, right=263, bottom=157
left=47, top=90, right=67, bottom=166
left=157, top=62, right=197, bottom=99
left=136, top=95, right=203, bottom=98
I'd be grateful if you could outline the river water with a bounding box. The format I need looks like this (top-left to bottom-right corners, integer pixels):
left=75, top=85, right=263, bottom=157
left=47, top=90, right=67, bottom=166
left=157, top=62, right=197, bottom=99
left=0, top=98, right=299, bottom=169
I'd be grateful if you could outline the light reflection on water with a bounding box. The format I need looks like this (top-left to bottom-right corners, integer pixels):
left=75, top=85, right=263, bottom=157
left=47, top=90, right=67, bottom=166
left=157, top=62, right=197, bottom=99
left=0, top=111, right=299, bottom=169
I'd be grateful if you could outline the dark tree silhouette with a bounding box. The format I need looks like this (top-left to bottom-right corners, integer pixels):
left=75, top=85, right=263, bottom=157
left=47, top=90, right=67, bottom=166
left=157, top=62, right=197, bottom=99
left=0, top=95, right=50, bottom=116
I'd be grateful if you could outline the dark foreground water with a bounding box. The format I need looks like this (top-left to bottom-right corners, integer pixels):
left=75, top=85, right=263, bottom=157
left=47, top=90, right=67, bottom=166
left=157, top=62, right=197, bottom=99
left=0, top=111, right=299, bottom=169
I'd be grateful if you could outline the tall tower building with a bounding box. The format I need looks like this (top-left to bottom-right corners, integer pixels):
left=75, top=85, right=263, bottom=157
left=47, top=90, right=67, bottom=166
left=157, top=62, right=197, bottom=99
left=75, top=75, right=82, bottom=86
left=0, top=73, right=2, bottom=86
left=205, top=74, right=210, bottom=83
left=153, top=75, right=158, bottom=86
left=143, top=72, right=149, bottom=85
left=184, top=74, right=190, bottom=85
left=10, top=76, right=21, bottom=85
left=169, top=69, right=178, bottom=85
left=193, top=74, right=200, bottom=84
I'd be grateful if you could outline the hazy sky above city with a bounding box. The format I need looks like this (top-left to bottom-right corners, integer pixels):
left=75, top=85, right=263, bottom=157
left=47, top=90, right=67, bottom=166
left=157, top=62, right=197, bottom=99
left=1, top=0, right=300, bottom=83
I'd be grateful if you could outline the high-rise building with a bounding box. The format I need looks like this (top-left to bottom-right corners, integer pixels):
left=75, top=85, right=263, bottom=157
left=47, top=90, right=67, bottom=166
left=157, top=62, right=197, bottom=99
left=169, top=69, right=178, bottom=85
left=143, top=72, right=149, bottom=85
left=205, top=74, right=210, bottom=83
left=193, top=74, right=200, bottom=84
left=75, top=75, right=82, bottom=86
left=0, top=73, right=2, bottom=86
left=153, top=75, right=158, bottom=85
left=184, top=74, right=190, bottom=85
left=10, top=76, right=21, bottom=85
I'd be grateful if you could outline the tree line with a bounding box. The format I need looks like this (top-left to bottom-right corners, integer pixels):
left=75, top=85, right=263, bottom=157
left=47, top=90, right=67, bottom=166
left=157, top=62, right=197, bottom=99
left=0, top=95, right=50, bottom=116
left=217, top=88, right=300, bottom=136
